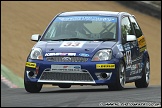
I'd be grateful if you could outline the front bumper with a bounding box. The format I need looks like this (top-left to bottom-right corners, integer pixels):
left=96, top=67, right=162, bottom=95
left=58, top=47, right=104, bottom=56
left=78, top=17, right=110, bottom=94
left=24, top=58, right=120, bottom=85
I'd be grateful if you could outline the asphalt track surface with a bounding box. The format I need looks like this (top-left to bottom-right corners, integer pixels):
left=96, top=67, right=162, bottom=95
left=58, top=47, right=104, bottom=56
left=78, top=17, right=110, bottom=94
left=1, top=84, right=161, bottom=107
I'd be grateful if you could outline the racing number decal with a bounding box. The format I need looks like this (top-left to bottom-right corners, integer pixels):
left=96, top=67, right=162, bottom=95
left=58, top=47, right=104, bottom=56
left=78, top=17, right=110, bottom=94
left=126, top=50, right=132, bottom=68
left=63, top=42, right=71, bottom=46
left=60, top=41, right=86, bottom=48
left=64, top=42, right=80, bottom=46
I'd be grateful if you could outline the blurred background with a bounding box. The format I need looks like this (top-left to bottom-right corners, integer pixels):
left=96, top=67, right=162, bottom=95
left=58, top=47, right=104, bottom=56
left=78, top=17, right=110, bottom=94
left=1, top=1, right=161, bottom=85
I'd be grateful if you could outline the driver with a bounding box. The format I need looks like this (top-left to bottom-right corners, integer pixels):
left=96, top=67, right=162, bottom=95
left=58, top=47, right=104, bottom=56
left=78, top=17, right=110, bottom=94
left=64, top=23, right=77, bottom=37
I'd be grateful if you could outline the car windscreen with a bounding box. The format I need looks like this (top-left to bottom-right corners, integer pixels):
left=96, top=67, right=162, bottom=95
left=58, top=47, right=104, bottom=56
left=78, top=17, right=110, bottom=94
left=41, top=16, right=117, bottom=41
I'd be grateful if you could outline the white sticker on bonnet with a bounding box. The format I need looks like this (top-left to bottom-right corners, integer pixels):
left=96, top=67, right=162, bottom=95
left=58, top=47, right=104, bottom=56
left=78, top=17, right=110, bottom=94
left=60, top=41, right=86, bottom=48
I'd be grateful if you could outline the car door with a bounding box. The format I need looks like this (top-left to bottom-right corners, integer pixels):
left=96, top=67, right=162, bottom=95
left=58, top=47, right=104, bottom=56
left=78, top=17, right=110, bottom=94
left=121, top=16, right=140, bottom=78
left=129, top=16, right=146, bottom=75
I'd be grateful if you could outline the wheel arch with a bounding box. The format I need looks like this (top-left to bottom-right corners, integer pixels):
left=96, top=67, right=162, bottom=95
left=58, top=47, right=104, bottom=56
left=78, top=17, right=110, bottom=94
left=142, top=50, right=150, bottom=66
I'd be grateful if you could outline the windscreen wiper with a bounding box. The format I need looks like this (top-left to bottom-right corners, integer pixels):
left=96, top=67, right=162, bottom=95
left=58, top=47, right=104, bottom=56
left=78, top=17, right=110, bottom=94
left=92, top=38, right=116, bottom=41
left=51, top=38, right=92, bottom=41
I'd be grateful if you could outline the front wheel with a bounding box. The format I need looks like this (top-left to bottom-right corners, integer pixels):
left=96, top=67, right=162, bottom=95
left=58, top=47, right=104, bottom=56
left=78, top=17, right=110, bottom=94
left=135, top=59, right=150, bottom=88
left=108, top=61, right=126, bottom=90
left=24, top=81, right=43, bottom=93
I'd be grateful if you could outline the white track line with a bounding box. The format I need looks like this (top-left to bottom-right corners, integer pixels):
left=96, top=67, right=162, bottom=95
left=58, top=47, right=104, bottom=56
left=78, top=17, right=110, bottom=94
left=1, top=75, right=18, bottom=88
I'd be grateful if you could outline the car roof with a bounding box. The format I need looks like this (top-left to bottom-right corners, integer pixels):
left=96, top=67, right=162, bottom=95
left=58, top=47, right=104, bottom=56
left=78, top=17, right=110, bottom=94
left=58, top=11, right=131, bottom=17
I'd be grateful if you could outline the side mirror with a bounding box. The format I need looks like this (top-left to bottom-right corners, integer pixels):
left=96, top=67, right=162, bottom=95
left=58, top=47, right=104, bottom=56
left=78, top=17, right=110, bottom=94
left=127, top=35, right=136, bottom=42
left=31, top=34, right=41, bottom=42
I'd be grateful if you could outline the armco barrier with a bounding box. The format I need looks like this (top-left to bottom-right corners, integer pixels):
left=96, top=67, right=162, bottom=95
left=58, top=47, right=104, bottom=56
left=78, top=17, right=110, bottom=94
left=116, top=1, right=161, bottom=19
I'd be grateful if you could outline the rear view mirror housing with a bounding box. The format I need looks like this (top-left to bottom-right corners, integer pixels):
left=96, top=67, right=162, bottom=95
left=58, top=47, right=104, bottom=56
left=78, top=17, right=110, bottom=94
left=31, top=34, right=41, bottom=42
left=127, top=35, right=136, bottom=42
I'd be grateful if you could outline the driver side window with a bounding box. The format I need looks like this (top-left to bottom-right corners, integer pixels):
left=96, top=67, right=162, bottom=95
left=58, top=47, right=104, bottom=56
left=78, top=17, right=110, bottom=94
left=121, top=17, right=135, bottom=36
left=129, top=16, right=143, bottom=38
left=121, top=16, right=135, bottom=43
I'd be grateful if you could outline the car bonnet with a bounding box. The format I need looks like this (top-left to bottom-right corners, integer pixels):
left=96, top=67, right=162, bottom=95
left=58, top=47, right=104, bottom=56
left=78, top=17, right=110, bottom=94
left=35, top=41, right=116, bottom=57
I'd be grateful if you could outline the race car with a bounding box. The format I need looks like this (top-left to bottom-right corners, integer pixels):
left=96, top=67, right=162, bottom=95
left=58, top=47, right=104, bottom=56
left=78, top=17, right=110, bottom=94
left=24, top=11, right=150, bottom=93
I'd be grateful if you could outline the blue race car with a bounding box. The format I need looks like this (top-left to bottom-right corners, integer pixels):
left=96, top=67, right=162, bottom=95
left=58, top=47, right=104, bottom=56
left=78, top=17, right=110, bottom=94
left=24, top=11, right=150, bottom=93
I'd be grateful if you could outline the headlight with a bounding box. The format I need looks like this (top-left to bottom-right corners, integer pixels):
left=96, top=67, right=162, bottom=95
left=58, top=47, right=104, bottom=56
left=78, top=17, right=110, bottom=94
left=29, top=48, right=43, bottom=60
left=92, top=49, right=112, bottom=61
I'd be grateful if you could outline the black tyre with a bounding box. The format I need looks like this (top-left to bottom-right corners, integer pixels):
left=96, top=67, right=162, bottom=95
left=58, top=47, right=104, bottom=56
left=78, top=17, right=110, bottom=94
left=24, top=81, right=43, bottom=93
left=135, top=59, right=150, bottom=88
left=58, top=84, right=71, bottom=88
left=108, top=61, right=126, bottom=90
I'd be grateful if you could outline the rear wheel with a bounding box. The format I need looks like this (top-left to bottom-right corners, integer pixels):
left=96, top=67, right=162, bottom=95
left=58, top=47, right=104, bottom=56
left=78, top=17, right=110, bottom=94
left=24, top=81, right=43, bottom=93
left=58, top=84, right=71, bottom=88
left=108, top=61, right=126, bottom=90
left=135, top=59, right=150, bottom=88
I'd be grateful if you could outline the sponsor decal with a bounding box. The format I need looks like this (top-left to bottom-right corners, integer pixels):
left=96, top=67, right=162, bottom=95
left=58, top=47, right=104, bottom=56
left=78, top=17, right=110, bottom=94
left=117, top=44, right=124, bottom=51
left=139, top=46, right=147, bottom=52
left=63, top=66, right=68, bottom=68
left=60, top=41, right=86, bottom=48
left=96, top=64, right=115, bottom=69
left=74, top=66, right=81, bottom=69
left=137, top=35, right=147, bottom=52
left=79, top=53, right=89, bottom=57
left=129, top=76, right=142, bottom=80
left=125, top=50, right=132, bottom=69
left=131, top=64, right=137, bottom=71
left=131, top=41, right=137, bottom=47
left=51, top=65, right=81, bottom=72
left=137, top=35, right=146, bottom=48
left=130, top=63, right=138, bottom=75
left=55, top=16, right=117, bottom=22
left=45, top=53, right=76, bottom=56
left=26, top=62, right=36, bottom=68
left=131, top=55, right=142, bottom=63
left=124, top=43, right=131, bottom=51
left=130, top=63, right=142, bottom=75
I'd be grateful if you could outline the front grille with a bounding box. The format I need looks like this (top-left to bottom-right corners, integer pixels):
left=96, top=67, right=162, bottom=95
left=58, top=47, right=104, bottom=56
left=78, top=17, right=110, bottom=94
left=46, top=56, right=88, bottom=62
left=40, top=72, right=93, bottom=81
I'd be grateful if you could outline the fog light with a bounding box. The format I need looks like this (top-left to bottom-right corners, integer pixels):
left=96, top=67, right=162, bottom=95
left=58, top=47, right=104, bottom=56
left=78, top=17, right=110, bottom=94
left=26, top=71, right=37, bottom=78
left=29, top=71, right=34, bottom=77
left=95, top=72, right=112, bottom=80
